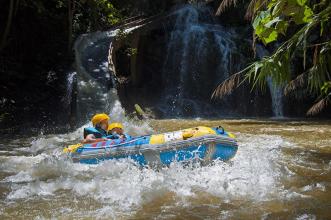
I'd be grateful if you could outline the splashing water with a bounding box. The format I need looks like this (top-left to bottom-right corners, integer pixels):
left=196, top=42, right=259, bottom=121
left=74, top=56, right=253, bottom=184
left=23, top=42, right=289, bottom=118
left=0, top=131, right=285, bottom=217
left=1, top=120, right=331, bottom=218
left=64, top=72, right=76, bottom=107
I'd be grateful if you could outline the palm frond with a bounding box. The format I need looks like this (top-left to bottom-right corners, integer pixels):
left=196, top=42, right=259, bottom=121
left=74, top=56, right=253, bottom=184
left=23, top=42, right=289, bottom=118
left=307, top=97, right=329, bottom=115
left=245, top=0, right=267, bottom=20
left=216, top=0, right=238, bottom=15
left=212, top=72, right=242, bottom=99
left=284, top=73, right=306, bottom=95
left=245, top=0, right=256, bottom=20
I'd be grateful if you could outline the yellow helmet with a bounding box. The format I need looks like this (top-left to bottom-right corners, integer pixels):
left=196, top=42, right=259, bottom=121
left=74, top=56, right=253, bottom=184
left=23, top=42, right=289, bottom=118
left=108, top=122, right=124, bottom=131
left=91, top=113, right=110, bottom=126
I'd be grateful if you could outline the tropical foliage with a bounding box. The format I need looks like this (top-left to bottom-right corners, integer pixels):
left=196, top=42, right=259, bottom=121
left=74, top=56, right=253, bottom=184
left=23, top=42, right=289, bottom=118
left=214, top=0, right=331, bottom=115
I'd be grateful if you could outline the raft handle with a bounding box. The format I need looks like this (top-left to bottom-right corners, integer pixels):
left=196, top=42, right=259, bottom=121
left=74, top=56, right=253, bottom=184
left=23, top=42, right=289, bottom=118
left=216, top=126, right=225, bottom=134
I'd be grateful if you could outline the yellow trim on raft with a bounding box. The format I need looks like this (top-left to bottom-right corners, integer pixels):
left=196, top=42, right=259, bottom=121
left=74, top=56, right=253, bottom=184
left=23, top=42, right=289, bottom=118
left=63, top=143, right=83, bottom=153
left=149, top=126, right=217, bottom=144
left=227, top=132, right=236, bottom=138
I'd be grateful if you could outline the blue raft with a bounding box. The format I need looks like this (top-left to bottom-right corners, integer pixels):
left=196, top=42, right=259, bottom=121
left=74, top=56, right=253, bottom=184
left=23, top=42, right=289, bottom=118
left=65, top=126, right=238, bottom=165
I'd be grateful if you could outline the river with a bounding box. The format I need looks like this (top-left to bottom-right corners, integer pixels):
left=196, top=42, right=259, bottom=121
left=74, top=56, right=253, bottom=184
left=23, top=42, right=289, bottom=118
left=0, top=119, right=330, bottom=219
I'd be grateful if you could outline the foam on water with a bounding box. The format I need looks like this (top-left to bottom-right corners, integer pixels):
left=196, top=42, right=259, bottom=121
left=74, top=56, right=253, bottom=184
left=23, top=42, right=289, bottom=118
left=1, top=131, right=291, bottom=218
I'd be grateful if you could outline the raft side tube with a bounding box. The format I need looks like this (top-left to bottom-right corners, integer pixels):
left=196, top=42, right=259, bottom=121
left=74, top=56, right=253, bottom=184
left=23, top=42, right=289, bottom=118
left=71, top=135, right=238, bottom=165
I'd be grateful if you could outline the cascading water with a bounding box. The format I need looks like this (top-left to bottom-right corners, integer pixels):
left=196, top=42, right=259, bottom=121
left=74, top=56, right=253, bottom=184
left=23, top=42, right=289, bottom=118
left=267, top=78, right=284, bottom=117
left=73, top=27, right=153, bottom=134
left=159, top=4, right=246, bottom=117
left=74, top=31, right=117, bottom=124
left=64, top=72, right=76, bottom=107
left=256, top=45, right=284, bottom=117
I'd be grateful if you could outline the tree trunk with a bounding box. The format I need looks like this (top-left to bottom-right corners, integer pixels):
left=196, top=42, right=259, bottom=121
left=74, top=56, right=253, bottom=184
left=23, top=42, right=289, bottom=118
left=0, top=0, right=15, bottom=51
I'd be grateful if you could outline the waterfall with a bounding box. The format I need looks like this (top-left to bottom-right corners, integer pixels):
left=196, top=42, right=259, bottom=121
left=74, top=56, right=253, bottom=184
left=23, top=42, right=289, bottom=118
left=72, top=4, right=284, bottom=120
left=267, top=78, right=284, bottom=118
left=159, top=4, right=245, bottom=117
left=64, top=72, right=76, bottom=106
left=73, top=28, right=144, bottom=124
left=74, top=31, right=117, bottom=124
left=256, top=45, right=284, bottom=118
left=73, top=27, right=153, bottom=135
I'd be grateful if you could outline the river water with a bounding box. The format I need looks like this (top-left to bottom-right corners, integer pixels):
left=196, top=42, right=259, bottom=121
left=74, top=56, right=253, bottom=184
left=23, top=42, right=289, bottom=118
left=0, top=119, right=330, bottom=219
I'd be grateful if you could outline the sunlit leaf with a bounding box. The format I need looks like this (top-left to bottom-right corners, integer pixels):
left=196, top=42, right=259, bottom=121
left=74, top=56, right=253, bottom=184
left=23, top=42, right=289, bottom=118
left=252, top=11, right=270, bottom=28
left=296, top=0, right=307, bottom=6
left=262, top=29, right=278, bottom=44
left=303, top=6, right=313, bottom=23
left=265, top=17, right=281, bottom=28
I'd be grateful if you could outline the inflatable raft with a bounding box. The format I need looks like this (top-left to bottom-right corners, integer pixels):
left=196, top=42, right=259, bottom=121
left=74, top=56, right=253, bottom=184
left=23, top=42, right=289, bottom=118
left=64, top=126, right=238, bottom=165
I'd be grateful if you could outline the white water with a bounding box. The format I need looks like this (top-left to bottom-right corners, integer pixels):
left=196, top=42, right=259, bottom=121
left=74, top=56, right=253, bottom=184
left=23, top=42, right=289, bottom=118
left=0, top=128, right=294, bottom=218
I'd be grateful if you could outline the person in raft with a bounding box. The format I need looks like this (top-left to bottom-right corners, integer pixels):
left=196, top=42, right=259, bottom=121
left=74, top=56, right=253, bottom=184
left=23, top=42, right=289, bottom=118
left=82, top=113, right=110, bottom=144
left=107, top=122, right=132, bottom=140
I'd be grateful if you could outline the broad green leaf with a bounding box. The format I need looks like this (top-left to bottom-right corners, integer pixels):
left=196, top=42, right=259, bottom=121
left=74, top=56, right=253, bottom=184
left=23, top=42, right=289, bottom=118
left=303, top=6, right=313, bottom=23
left=260, top=28, right=273, bottom=38
left=321, top=82, right=331, bottom=95
left=255, top=24, right=265, bottom=35
left=267, top=0, right=277, bottom=9
left=252, top=11, right=270, bottom=28
left=262, top=30, right=278, bottom=44
left=296, top=0, right=307, bottom=6
left=265, top=17, right=281, bottom=28
left=292, top=5, right=313, bottom=24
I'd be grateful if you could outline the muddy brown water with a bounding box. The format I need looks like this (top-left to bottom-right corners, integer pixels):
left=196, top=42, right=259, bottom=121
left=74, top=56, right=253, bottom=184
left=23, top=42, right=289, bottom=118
left=0, top=119, right=330, bottom=219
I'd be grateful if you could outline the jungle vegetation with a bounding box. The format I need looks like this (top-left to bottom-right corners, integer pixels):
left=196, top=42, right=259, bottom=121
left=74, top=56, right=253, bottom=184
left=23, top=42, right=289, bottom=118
left=213, top=0, right=331, bottom=115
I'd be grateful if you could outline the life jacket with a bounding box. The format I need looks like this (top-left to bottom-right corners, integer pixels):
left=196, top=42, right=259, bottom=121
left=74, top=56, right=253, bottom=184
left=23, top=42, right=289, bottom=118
left=107, top=133, right=132, bottom=141
left=83, top=127, right=108, bottom=139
